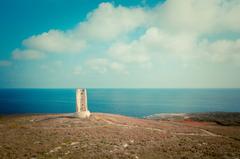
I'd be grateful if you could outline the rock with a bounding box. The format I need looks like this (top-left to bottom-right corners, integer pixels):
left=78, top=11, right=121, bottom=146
left=34, top=141, right=41, bottom=144
left=123, top=143, right=128, bottom=148
left=70, top=142, right=79, bottom=146
left=65, top=151, right=70, bottom=155
left=49, top=146, right=62, bottom=153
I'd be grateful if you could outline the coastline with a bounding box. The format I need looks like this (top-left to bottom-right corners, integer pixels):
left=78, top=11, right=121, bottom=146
left=145, top=112, right=240, bottom=126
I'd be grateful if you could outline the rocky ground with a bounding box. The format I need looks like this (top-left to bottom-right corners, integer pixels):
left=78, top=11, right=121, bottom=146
left=0, top=113, right=240, bottom=159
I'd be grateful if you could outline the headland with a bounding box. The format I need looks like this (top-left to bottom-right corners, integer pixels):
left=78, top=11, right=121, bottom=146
left=0, top=112, right=240, bottom=159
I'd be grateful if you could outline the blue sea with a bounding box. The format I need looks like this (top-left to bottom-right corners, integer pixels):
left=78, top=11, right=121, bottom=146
left=0, top=89, right=240, bottom=117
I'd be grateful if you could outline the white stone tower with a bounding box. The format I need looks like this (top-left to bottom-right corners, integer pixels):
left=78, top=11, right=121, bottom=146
left=75, top=88, right=91, bottom=118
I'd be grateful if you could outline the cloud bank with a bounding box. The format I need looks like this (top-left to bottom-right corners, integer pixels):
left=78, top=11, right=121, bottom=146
left=10, top=0, right=240, bottom=72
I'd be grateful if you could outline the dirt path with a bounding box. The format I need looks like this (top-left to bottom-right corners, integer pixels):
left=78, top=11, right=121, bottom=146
left=29, top=114, right=223, bottom=137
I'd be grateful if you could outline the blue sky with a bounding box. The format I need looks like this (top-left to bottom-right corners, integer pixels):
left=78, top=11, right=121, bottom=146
left=0, top=0, right=240, bottom=88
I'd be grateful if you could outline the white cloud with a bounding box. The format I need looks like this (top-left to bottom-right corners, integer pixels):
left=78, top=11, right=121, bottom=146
left=110, top=62, right=128, bottom=73
left=108, top=27, right=198, bottom=64
left=139, top=28, right=197, bottom=55
left=12, top=49, right=45, bottom=60
left=75, top=2, right=147, bottom=41
left=108, top=42, right=151, bottom=64
left=201, top=39, right=240, bottom=63
left=86, top=58, right=128, bottom=74
left=23, top=30, right=86, bottom=54
left=0, top=60, right=12, bottom=67
left=151, top=0, right=240, bottom=34
left=103, top=0, right=240, bottom=65
left=12, top=2, right=146, bottom=59
left=10, top=0, right=240, bottom=67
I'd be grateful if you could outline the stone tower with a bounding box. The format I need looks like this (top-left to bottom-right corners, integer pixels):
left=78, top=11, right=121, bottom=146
left=75, top=88, right=90, bottom=118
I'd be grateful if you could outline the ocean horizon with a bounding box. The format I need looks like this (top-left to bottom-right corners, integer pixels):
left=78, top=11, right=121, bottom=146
left=0, top=88, right=240, bottom=118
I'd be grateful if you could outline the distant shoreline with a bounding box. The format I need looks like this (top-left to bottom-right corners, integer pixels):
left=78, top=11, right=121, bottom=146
left=145, top=112, right=240, bottom=126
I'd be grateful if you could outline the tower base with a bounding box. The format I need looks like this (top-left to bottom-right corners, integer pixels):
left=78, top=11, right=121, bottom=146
left=74, top=111, right=91, bottom=118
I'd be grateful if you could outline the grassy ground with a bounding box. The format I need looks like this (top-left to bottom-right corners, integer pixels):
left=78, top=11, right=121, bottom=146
left=0, top=113, right=240, bottom=159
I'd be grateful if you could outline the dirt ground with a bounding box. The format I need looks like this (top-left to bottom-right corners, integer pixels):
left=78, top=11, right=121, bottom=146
left=0, top=113, right=240, bottom=159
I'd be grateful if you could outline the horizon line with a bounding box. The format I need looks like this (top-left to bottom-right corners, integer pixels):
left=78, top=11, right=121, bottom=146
left=1, top=87, right=240, bottom=89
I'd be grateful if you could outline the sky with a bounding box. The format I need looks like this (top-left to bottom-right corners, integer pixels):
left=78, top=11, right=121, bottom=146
left=0, top=0, right=240, bottom=88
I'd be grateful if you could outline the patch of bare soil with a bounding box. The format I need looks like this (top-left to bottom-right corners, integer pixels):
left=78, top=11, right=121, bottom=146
left=0, top=113, right=240, bottom=159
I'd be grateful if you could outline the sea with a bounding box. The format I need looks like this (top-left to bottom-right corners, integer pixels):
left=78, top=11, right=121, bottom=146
left=0, top=89, right=240, bottom=118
